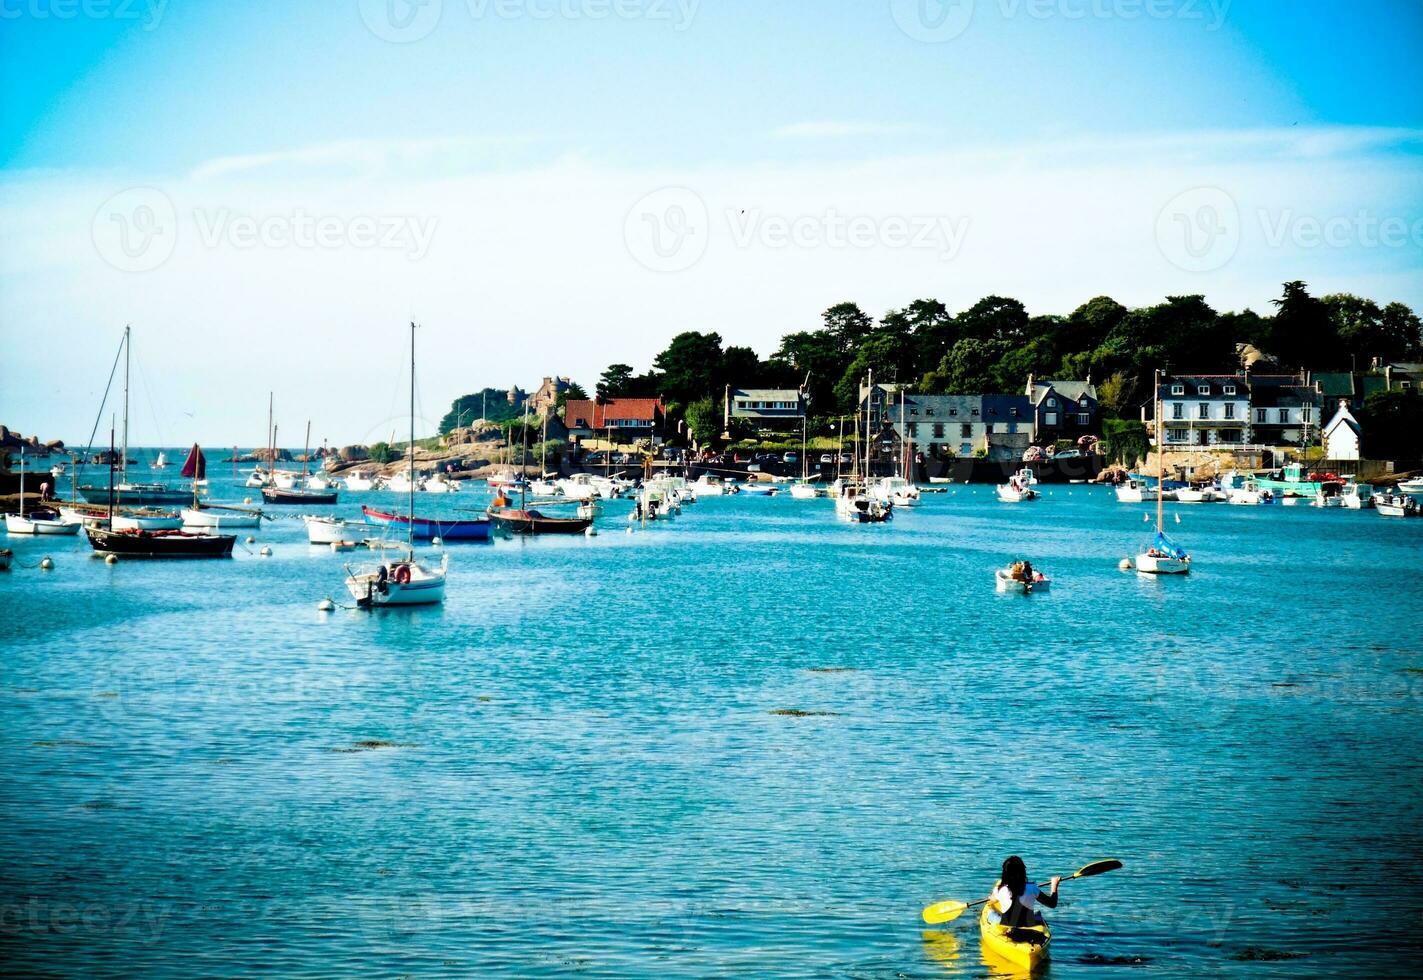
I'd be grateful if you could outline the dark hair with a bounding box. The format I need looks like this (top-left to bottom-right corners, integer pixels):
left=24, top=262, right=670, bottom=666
left=1002, top=856, right=1028, bottom=898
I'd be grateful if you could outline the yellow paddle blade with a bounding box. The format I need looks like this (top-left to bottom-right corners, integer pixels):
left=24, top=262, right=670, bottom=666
left=921, top=899, right=969, bottom=924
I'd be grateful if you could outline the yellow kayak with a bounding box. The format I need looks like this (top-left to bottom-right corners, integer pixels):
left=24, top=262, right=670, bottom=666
left=979, top=900, right=1051, bottom=971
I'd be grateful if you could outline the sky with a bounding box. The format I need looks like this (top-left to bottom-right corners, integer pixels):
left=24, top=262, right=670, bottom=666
left=1, top=0, right=1421, bottom=446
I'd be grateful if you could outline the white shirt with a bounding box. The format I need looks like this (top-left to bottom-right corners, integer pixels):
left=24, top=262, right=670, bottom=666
left=993, top=882, right=1041, bottom=912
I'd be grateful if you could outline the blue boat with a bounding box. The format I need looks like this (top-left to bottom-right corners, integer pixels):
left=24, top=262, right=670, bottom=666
left=361, top=505, right=491, bottom=541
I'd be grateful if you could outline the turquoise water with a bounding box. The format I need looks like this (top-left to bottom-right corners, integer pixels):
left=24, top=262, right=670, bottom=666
left=3, top=469, right=1422, bottom=978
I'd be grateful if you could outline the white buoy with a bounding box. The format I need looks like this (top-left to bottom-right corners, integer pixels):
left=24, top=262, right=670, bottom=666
left=243, top=496, right=253, bottom=505
left=584, top=526, right=596, bottom=537
left=40, top=556, right=53, bottom=569
left=431, top=536, right=442, bottom=546
left=104, top=554, right=118, bottom=565
left=1143, top=512, right=1150, bottom=522
left=626, top=526, right=634, bottom=534
left=317, top=597, right=335, bottom=612
left=246, top=536, right=256, bottom=544
left=1119, top=558, right=1133, bottom=571
left=259, top=546, right=273, bottom=556
left=1174, top=513, right=1181, bottom=524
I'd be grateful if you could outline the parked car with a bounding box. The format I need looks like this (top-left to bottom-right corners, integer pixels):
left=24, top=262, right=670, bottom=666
left=1052, top=449, right=1083, bottom=459
left=784, top=452, right=799, bottom=465
left=819, top=453, right=834, bottom=464
left=838, top=454, right=853, bottom=465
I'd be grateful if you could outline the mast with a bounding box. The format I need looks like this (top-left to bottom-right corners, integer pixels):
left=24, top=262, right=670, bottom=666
left=1156, top=369, right=1165, bottom=534
left=409, top=321, right=416, bottom=548
left=121, top=325, right=130, bottom=486
left=901, top=388, right=908, bottom=479
left=266, top=392, right=273, bottom=482
left=835, top=416, right=844, bottom=480
left=17, top=445, right=23, bottom=512
left=865, top=369, right=873, bottom=482
left=520, top=401, right=530, bottom=510
left=801, top=415, right=808, bottom=482
left=302, top=421, right=311, bottom=479
left=107, top=423, right=115, bottom=520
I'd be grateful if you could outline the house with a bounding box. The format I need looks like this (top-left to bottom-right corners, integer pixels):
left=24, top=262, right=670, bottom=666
left=1247, top=377, right=1320, bottom=448
left=562, top=397, right=667, bottom=444
left=1141, top=375, right=1251, bottom=447
left=862, top=389, right=1034, bottom=458
left=1322, top=400, right=1362, bottom=461
left=1306, top=370, right=1389, bottom=411
left=529, top=376, right=573, bottom=418
left=1026, top=376, right=1099, bottom=441
left=724, top=387, right=805, bottom=428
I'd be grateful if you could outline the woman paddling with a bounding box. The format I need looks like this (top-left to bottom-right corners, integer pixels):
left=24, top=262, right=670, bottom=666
left=989, top=856, right=1059, bottom=928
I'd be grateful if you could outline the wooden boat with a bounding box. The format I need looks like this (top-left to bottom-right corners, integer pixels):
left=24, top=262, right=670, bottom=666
left=488, top=507, right=593, bottom=534
left=262, top=486, right=339, bottom=505
left=5, top=449, right=81, bottom=534
left=181, top=503, right=263, bottom=528
left=305, top=515, right=370, bottom=544
left=361, top=505, right=490, bottom=540
left=112, top=508, right=183, bottom=531
left=86, top=526, right=235, bottom=557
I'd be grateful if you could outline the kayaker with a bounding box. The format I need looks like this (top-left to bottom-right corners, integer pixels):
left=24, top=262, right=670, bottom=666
left=990, top=856, right=1058, bottom=928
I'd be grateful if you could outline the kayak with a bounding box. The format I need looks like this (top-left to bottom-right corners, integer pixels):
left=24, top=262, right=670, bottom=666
left=979, top=900, right=1051, bottom=971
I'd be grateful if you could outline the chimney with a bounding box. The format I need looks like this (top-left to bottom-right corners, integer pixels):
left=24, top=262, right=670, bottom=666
left=1026, top=373, right=1035, bottom=397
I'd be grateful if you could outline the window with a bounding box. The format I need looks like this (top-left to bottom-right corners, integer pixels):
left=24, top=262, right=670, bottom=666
left=925, top=408, right=935, bottom=416
left=933, top=423, right=944, bottom=439
left=1256, top=408, right=1268, bottom=423
left=1167, top=428, right=1189, bottom=442
left=1047, top=397, right=1057, bottom=407
left=948, top=408, right=957, bottom=416
left=1171, top=384, right=1184, bottom=395
left=1197, top=385, right=1210, bottom=396
left=1077, top=413, right=1090, bottom=425
left=1010, top=407, right=1019, bottom=417
left=1079, top=397, right=1089, bottom=407
left=1279, top=409, right=1289, bottom=423
left=971, top=408, right=980, bottom=417
left=1402, top=381, right=1413, bottom=390
left=1218, top=429, right=1242, bottom=443
left=1223, top=385, right=1236, bottom=395
left=1045, top=412, right=1058, bottom=426
left=907, top=423, right=919, bottom=437
left=1172, top=403, right=1184, bottom=419
left=960, top=442, right=973, bottom=455
left=1302, top=407, right=1312, bottom=422
left=1224, top=403, right=1235, bottom=419
left=1007, top=422, right=1017, bottom=434
left=910, top=409, right=919, bottom=416
left=1198, top=403, right=1209, bottom=420
left=960, top=423, right=972, bottom=438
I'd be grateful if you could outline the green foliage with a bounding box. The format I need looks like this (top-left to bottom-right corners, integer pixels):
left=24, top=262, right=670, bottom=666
left=1360, top=389, right=1423, bottom=461
left=1101, top=419, right=1148, bottom=466
left=368, top=441, right=396, bottom=464
left=684, top=397, right=722, bottom=444
left=596, top=364, right=636, bottom=400
left=556, top=383, right=587, bottom=412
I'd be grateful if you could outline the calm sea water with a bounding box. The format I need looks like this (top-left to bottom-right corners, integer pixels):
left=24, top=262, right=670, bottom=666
left=3, top=463, right=1422, bottom=978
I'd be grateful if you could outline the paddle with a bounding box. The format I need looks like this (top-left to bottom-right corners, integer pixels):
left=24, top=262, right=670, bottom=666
left=921, top=859, right=1122, bottom=925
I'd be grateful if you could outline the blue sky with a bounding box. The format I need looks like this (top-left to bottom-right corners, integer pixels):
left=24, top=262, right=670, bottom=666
left=2, top=0, right=1421, bottom=444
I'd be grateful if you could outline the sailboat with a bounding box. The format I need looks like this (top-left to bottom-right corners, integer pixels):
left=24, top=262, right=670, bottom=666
left=77, top=327, right=192, bottom=505
left=263, top=421, right=340, bottom=504
left=181, top=444, right=265, bottom=528
left=86, top=438, right=236, bottom=557
left=5, top=446, right=82, bottom=535
left=1137, top=370, right=1191, bottom=575
left=344, top=323, right=449, bottom=607
left=789, top=404, right=819, bottom=499
left=488, top=401, right=593, bottom=534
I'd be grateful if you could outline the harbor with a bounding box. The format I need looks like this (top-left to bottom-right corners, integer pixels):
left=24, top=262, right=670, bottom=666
left=3, top=458, right=1422, bottom=976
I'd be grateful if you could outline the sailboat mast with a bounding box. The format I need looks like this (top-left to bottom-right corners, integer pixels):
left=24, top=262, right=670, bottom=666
left=1156, top=369, right=1165, bottom=534
left=409, top=321, right=416, bottom=549
left=121, top=325, right=130, bottom=486
left=521, top=402, right=530, bottom=510
left=865, top=369, right=873, bottom=481
left=302, top=421, right=311, bottom=479
left=266, top=392, right=273, bottom=481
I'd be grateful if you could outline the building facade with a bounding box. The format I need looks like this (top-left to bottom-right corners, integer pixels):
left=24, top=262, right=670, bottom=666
left=1322, top=400, right=1362, bottom=461
left=861, top=387, right=1035, bottom=458
left=562, top=398, right=667, bottom=444
left=1027, top=377, right=1099, bottom=442
left=724, top=388, right=805, bottom=428
left=1142, top=372, right=1322, bottom=448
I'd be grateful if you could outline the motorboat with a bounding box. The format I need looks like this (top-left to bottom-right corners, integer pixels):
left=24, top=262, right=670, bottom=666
left=689, top=474, right=731, bottom=497
left=1226, top=480, right=1274, bottom=505
left=361, top=505, right=491, bottom=540
left=1114, top=479, right=1148, bottom=503
left=343, top=471, right=377, bottom=491
left=874, top=476, right=920, bottom=507
left=1340, top=483, right=1374, bottom=510
left=181, top=504, right=263, bottom=528
left=345, top=550, right=448, bottom=606
left=834, top=481, right=892, bottom=522
left=1375, top=492, right=1421, bottom=517
left=995, top=564, right=1051, bottom=593
left=5, top=508, right=81, bottom=535
left=423, top=473, right=459, bottom=494
left=996, top=471, right=1039, bottom=503
left=111, top=509, right=184, bottom=531
left=305, top=515, right=371, bottom=544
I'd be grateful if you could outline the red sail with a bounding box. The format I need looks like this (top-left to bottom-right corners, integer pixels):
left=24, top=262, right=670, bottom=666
left=180, top=443, right=206, bottom=480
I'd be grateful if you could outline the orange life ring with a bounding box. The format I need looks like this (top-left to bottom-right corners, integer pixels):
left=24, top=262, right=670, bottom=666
left=393, top=564, right=412, bottom=585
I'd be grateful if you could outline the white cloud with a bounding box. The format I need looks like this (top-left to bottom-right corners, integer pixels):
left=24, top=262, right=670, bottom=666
left=773, top=121, right=926, bottom=139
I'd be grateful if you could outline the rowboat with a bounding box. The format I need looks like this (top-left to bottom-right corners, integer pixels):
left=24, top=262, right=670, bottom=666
left=305, top=515, right=371, bottom=544
left=181, top=504, right=263, bottom=528
left=979, top=901, right=1050, bottom=971
left=361, top=505, right=491, bottom=540
left=262, top=486, right=339, bottom=505
left=4, top=509, right=81, bottom=535
left=112, top=509, right=184, bottom=531
left=995, top=567, right=1050, bottom=593
left=488, top=507, right=593, bottom=534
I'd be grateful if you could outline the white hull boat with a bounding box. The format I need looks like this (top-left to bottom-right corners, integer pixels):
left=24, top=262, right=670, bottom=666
left=112, top=511, right=184, bottom=531
left=423, top=475, right=458, bottom=494
left=995, top=568, right=1050, bottom=593
left=789, top=483, right=820, bottom=499
left=59, top=505, right=111, bottom=529
left=1174, top=487, right=1218, bottom=503
left=343, top=473, right=376, bottom=491
left=689, top=476, right=730, bottom=497
left=5, top=512, right=81, bottom=535
left=529, top=479, right=561, bottom=496
left=346, top=553, right=448, bottom=606
left=386, top=474, right=418, bottom=494
left=1136, top=552, right=1191, bottom=575
left=1115, top=482, right=1147, bottom=503
left=182, top=506, right=263, bottom=528
left=305, top=515, right=368, bottom=544
left=306, top=473, right=337, bottom=491
left=874, top=477, right=920, bottom=507
left=1340, top=485, right=1373, bottom=509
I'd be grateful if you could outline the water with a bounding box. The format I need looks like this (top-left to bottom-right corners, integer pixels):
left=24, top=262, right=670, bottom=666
left=3, top=467, right=1422, bottom=978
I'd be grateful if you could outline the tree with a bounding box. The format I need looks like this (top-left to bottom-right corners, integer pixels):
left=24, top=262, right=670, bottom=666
left=685, top=397, right=721, bottom=445
left=596, top=364, right=635, bottom=401
left=822, top=302, right=875, bottom=354
left=1101, top=419, right=1148, bottom=466
left=771, top=329, right=844, bottom=417
left=1269, top=281, right=1336, bottom=368
left=956, top=295, right=1029, bottom=344
left=368, top=441, right=396, bottom=464
left=653, top=331, right=724, bottom=404
left=1065, top=296, right=1128, bottom=351
left=556, top=382, right=587, bottom=412
left=921, top=338, right=1010, bottom=394
left=1095, top=371, right=1139, bottom=420
left=1360, top=389, right=1423, bottom=462
left=832, top=330, right=913, bottom=410
left=439, top=388, right=521, bottom=432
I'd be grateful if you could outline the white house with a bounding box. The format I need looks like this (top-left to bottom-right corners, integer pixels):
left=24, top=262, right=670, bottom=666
left=1323, top=400, right=1361, bottom=461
